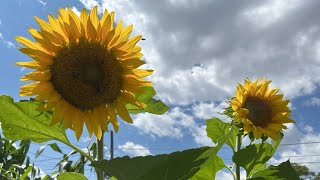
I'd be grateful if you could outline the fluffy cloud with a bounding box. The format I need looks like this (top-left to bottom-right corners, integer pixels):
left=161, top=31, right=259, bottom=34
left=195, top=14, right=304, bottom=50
left=304, top=97, right=320, bottom=106
left=132, top=106, right=219, bottom=146
left=118, top=142, right=152, bottom=157
left=0, top=33, right=15, bottom=48
left=77, top=0, right=320, bottom=105
left=192, top=101, right=229, bottom=121
left=132, top=107, right=193, bottom=139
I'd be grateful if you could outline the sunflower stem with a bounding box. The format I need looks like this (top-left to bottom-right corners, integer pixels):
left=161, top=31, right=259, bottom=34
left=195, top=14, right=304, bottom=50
left=96, top=131, right=105, bottom=180
left=236, top=133, right=242, bottom=180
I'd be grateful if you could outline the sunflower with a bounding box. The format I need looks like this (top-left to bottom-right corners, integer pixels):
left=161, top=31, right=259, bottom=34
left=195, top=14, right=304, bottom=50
left=230, top=78, right=295, bottom=140
left=16, top=6, right=153, bottom=140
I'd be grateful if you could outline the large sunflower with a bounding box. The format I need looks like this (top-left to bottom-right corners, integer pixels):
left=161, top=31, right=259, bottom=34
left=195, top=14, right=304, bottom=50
left=230, top=78, right=295, bottom=140
left=16, top=6, right=153, bottom=140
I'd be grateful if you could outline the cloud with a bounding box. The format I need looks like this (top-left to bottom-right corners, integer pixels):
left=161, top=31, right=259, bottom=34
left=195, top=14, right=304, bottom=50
left=0, top=33, right=15, bottom=48
left=81, top=136, right=92, bottom=143
left=0, top=18, right=1, bottom=25
left=192, top=101, right=229, bottom=121
left=304, top=97, right=320, bottom=106
left=76, top=0, right=320, bottom=105
left=118, top=142, right=152, bottom=157
left=36, top=0, right=47, bottom=6
left=190, top=125, right=213, bottom=146
left=132, top=107, right=190, bottom=139
left=132, top=106, right=218, bottom=146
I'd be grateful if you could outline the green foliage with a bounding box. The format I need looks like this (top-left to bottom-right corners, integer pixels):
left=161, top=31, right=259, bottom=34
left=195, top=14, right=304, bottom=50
left=57, top=172, right=88, bottom=180
left=190, top=155, right=225, bottom=180
left=206, top=118, right=237, bottom=151
left=0, top=135, right=36, bottom=179
left=126, top=87, right=169, bottom=115
left=92, top=147, right=225, bottom=180
left=249, top=160, right=299, bottom=180
left=0, top=96, right=70, bottom=144
left=233, top=138, right=281, bottom=178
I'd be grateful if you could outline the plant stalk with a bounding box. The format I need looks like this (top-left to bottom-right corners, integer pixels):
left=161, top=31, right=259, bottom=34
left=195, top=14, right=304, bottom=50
left=236, top=134, right=242, bottom=180
left=96, top=131, right=105, bottom=180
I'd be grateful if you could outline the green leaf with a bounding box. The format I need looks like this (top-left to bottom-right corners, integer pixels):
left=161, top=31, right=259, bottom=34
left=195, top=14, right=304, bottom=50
left=49, top=143, right=63, bottom=154
left=92, top=147, right=223, bottom=180
left=249, top=160, right=299, bottom=180
left=126, top=87, right=169, bottom=115
left=35, top=145, right=46, bottom=159
left=57, top=172, right=88, bottom=180
left=233, top=138, right=281, bottom=178
left=190, top=155, right=225, bottom=180
left=20, top=166, right=33, bottom=179
left=206, top=118, right=237, bottom=151
left=0, top=96, right=70, bottom=144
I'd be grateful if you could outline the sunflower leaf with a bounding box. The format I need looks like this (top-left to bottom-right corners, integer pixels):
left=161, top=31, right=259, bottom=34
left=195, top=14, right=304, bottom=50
left=57, top=172, right=88, bottom=180
left=232, top=138, right=282, bottom=178
left=126, top=87, right=169, bottom=115
left=0, top=96, right=70, bottom=144
left=206, top=118, right=237, bottom=151
left=91, top=147, right=225, bottom=180
left=248, top=160, right=299, bottom=180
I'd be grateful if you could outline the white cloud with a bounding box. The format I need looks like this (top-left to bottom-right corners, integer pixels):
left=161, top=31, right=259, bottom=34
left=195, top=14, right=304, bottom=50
left=242, top=0, right=303, bottom=28
left=132, top=107, right=191, bottom=139
left=79, top=0, right=100, bottom=10
left=81, top=136, right=92, bottom=143
left=192, top=101, right=229, bottom=121
left=118, top=142, right=152, bottom=157
left=0, top=18, right=2, bottom=25
left=304, top=97, right=320, bottom=106
left=36, top=0, right=47, bottom=6
left=190, top=125, right=213, bottom=146
left=0, top=33, right=15, bottom=48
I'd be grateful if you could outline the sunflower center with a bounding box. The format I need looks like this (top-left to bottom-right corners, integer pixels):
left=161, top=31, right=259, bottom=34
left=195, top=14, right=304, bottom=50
left=50, top=40, right=123, bottom=110
left=244, top=96, right=271, bottom=127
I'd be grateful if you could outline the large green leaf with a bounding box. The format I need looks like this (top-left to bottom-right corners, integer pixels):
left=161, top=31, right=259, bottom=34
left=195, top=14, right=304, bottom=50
left=232, top=138, right=281, bottom=178
left=249, top=160, right=299, bottom=180
left=92, top=147, right=224, bottom=180
left=57, top=172, right=88, bottom=180
left=0, top=96, right=69, bottom=144
left=190, top=155, right=225, bottom=180
left=126, top=87, right=169, bottom=115
left=206, top=118, right=237, bottom=151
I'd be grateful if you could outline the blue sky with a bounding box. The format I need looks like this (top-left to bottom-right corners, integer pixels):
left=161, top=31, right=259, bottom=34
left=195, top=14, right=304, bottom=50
left=1, top=0, right=320, bottom=179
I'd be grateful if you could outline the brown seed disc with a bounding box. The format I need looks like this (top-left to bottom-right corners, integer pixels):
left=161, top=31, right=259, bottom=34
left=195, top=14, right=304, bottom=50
left=244, top=96, right=272, bottom=127
left=50, top=40, right=123, bottom=110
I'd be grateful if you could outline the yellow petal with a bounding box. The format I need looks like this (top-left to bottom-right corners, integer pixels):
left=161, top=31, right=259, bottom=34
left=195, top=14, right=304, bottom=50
left=20, top=70, right=51, bottom=81
left=114, top=100, right=133, bottom=123
left=119, top=35, right=142, bottom=51
left=106, top=104, right=119, bottom=132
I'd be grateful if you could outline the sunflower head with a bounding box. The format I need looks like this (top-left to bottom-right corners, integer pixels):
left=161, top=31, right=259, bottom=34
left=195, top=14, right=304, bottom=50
left=230, top=78, right=295, bottom=140
left=16, top=6, right=153, bottom=140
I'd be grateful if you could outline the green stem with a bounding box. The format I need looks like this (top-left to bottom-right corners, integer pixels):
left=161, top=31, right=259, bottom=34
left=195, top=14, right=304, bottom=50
left=236, top=134, right=242, bottom=180
left=96, top=131, right=105, bottom=180
left=66, top=142, right=94, bottom=162
left=226, top=165, right=236, bottom=180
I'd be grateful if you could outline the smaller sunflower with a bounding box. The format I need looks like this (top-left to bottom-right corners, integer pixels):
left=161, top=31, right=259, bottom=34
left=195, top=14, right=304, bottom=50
left=230, top=78, right=295, bottom=140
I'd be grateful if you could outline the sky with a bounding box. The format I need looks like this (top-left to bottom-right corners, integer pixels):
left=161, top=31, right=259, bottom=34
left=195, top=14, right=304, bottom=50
left=1, top=0, right=320, bottom=179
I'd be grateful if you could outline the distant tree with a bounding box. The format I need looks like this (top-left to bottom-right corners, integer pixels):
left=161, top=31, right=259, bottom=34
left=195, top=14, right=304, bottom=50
left=291, top=163, right=320, bottom=180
